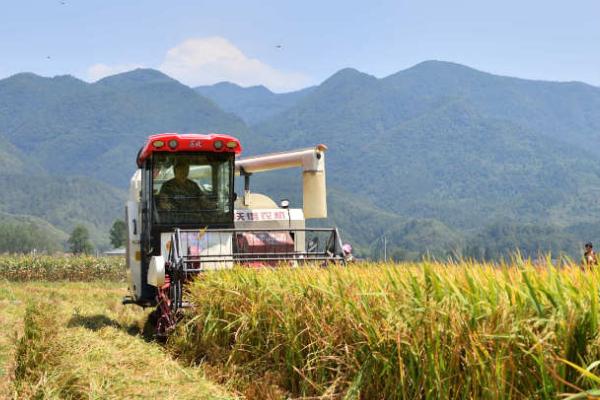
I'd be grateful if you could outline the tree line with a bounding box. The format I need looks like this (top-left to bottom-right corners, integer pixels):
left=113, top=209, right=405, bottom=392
left=0, top=217, right=589, bottom=261
left=0, top=219, right=127, bottom=254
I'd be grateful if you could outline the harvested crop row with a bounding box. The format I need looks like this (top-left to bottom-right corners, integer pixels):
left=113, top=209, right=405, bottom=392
left=170, top=261, right=600, bottom=399
left=6, top=283, right=233, bottom=400
left=0, top=255, right=126, bottom=281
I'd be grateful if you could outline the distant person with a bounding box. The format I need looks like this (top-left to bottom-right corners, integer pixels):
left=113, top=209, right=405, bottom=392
left=583, top=242, right=597, bottom=269
left=158, top=160, right=206, bottom=211
left=342, top=243, right=355, bottom=263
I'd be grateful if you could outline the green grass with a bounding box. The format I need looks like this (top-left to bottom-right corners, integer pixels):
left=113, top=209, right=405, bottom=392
left=169, top=259, right=600, bottom=399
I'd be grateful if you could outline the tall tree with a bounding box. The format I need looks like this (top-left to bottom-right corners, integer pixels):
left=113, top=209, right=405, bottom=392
left=109, top=219, right=127, bottom=248
left=68, top=225, right=94, bottom=255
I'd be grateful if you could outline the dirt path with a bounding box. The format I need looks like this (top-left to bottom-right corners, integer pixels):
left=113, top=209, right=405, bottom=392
left=0, top=281, right=234, bottom=399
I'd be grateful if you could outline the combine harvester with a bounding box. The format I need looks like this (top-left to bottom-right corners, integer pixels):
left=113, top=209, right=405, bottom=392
left=123, top=133, right=348, bottom=335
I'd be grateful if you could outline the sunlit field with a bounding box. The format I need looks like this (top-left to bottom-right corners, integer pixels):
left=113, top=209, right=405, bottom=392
left=0, top=258, right=230, bottom=400
left=3, top=256, right=600, bottom=399
left=0, top=255, right=125, bottom=282
left=171, top=259, right=600, bottom=399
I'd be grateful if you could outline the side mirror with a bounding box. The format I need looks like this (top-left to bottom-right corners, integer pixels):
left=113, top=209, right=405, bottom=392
left=233, top=192, right=238, bottom=201
left=280, top=199, right=290, bottom=209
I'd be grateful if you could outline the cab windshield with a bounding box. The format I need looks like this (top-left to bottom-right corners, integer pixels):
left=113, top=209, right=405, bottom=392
left=152, top=152, right=233, bottom=225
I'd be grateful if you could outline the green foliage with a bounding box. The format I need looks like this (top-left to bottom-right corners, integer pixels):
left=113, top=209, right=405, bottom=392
left=0, top=174, right=125, bottom=250
left=2, top=63, right=600, bottom=260
left=464, top=221, right=580, bottom=260
left=68, top=225, right=94, bottom=255
left=0, top=213, right=66, bottom=253
left=0, top=222, right=61, bottom=254
left=196, top=81, right=315, bottom=124
left=0, top=69, right=249, bottom=187
left=245, top=62, right=600, bottom=259
left=0, top=69, right=248, bottom=250
left=109, top=219, right=127, bottom=248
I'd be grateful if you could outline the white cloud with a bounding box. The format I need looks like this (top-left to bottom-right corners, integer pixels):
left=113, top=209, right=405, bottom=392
left=87, top=63, right=144, bottom=81
left=159, top=37, right=311, bottom=92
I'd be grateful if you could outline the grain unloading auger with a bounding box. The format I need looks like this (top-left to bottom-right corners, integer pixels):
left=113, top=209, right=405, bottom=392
left=122, top=133, right=348, bottom=335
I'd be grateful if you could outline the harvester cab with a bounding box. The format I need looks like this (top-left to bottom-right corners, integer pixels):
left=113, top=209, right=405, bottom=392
left=124, top=133, right=345, bottom=334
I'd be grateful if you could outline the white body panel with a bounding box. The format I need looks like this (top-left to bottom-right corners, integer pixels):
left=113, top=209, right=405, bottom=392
left=235, top=145, right=327, bottom=219
left=148, top=255, right=165, bottom=287
left=160, top=231, right=234, bottom=270
left=126, top=170, right=142, bottom=299
left=234, top=145, right=326, bottom=174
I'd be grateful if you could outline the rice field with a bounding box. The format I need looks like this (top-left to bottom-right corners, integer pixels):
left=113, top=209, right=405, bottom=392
left=0, top=254, right=126, bottom=281
left=0, top=263, right=230, bottom=399
left=4, top=256, right=600, bottom=399
left=169, top=259, right=600, bottom=399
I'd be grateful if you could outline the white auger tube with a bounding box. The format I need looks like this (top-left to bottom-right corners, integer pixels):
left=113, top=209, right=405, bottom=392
left=235, top=144, right=328, bottom=219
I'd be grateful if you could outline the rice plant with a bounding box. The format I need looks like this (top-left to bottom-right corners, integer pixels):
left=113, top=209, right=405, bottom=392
left=170, top=259, right=600, bottom=399
left=0, top=255, right=125, bottom=282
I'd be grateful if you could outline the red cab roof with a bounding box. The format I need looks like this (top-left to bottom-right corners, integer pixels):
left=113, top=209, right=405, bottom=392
left=137, top=133, right=242, bottom=167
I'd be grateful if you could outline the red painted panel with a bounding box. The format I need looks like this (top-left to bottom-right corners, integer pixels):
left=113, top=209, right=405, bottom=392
left=137, top=133, right=242, bottom=167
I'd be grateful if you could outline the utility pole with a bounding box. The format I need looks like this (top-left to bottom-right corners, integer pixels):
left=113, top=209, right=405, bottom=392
left=371, top=234, right=389, bottom=262
left=383, top=235, right=387, bottom=262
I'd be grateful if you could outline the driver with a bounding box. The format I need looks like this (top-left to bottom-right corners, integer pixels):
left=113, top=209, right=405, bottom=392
left=158, top=160, right=206, bottom=211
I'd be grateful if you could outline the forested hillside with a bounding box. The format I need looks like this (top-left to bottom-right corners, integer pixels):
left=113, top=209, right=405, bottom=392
left=1, top=61, right=600, bottom=258
left=249, top=61, right=600, bottom=259
left=195, top=82, right=314, bottom=124
left=0, top=69, right=248, bottom=186
left=0, top=69, right=247, bottom=250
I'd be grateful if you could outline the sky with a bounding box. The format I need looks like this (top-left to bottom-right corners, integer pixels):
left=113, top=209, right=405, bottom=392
left=1, top=0, right=599, bottom=92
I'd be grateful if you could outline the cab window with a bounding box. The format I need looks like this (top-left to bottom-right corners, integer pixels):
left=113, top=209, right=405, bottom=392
left=152, top=153, right=233, bottom=225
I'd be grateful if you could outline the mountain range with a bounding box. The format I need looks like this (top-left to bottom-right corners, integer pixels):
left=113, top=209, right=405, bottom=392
left=1, top=60, right=600, bottom=258
left=195, top=82, right=315, bottom=125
